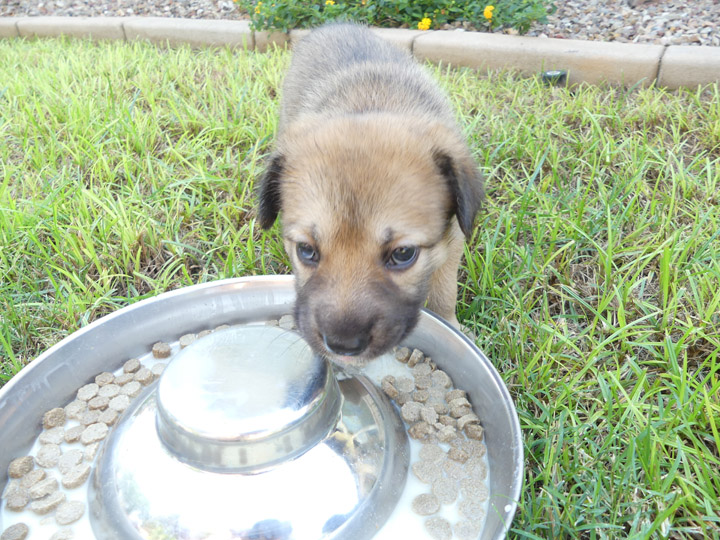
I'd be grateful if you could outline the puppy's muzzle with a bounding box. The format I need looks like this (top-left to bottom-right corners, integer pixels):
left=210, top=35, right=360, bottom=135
left=322, top=324, right=372, bottom=357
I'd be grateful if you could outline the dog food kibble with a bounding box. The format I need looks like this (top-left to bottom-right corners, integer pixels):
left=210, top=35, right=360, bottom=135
left=61, top=463, right=91, bottom=489
left=98, top=408, right=119, bottom=426
left=458, top=499, right=486, bottom=521
left=465, top=424, right=484, bottom=441
left=454, top=519, right=483, bottom=540
left=412, top=363, right=432, bottom=378
left=430, top=369, right=452, bottom=388
left=134, top=368, right=154, bottom=386
left=8, top=457, right=34, bottom=479
left=57, top=450, right=83, bottom=475
left=412, top=389, right=429, bottom=403
left=197, top=329, right=212, bottom=338
left=456, top=413, right=480, bottom=432
left=419, top=444, right=445, bottom=462
left=0, top=523, right=29, bottom=540
left=84, top=442, right=100, bottom=462
left=395, top=377, right=415, bottom=394
left=460, top=477, right=489, bottom=501
left=278, top=314, right=295, bottom=330
left=19, top=469, right=45, bottom=490
left=123, top=358, right=141, bottom=373
left=109, top=395, right=131, bottom=412
left=120, top=381, right=142, bottom=397
left=28, top=477, right=58, bottom=500
left=79, top=410, right=100, bottom=426
left=64, top=400, right=86, bottom=421
left=424, top=517, right=452, bottom=540
left=431, top=476, right=458, bottom=505
left=35, top=445, right=61, bottom=468
left=437, top=425, right=457, bottom=443
left=448, top=447, right=469, bottom=464
left=42, top=408, right=66, bottom=429
left=49, top=530, right=73, bottom=540
left=98, top=384, right=120, bottom=399
left=29, top=491, right=65, bottom=515
left=179, top=333, right=197, bottom=348
left=113, top=373, right=134, bottom=385
left=94, top=372, right=114, bottom=386
left=5, top=489, right=29, bottom=512
left=151, top=363, right=166, bottom=377
left=76, top=383, right=98, bottom=402
left=408, top=421, right=436, bottom=441
left=39, top=427, right=65, bottom=446
left=395, top=347, right=411, bottom=363
left=80, top=423, right=108, bottom=445
left=55, top=501, right=85, bottom=526
left=401, top=401, right=422, bottom=423
left=412, top=493, right=440, bottom=516
left=87, top=396, right=109, bottom=411
left=407, top=349, right=424, bottom=368
left=152, top=342, right=171, bottom=359
left=412, top=460, right=443, bottom=484
left=420, top=406, right=438, bottom=425
left=442, top=459, right=466, bottom=481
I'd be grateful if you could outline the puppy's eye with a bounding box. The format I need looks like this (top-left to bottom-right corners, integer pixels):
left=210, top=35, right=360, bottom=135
left=387, top=246, right=418, bottom=269
left=296, top=242, right=319, bottom=266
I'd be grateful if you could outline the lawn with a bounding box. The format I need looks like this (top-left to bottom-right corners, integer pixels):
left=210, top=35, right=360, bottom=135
left=0, top=37, right=719, bottom=539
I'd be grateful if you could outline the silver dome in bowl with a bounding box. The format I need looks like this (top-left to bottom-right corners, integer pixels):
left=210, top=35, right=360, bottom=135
left=89, top=325, right=409, bottom=539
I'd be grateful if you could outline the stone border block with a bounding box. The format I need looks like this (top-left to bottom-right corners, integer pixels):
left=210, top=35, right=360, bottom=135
left=289, top=29, right=312, bottom=47
left=414, top=31, right=664, bottom=87
left=0, top=18, right=20, bottom=38
left=16, top=16, right=125, bottom=40
left=370, top=28, right=425, bottom=53
left=254, top=30, right=290, bottom=53
left=123, top=17, right=252, bottom=49
left=658, top=45, right=720, bottom=89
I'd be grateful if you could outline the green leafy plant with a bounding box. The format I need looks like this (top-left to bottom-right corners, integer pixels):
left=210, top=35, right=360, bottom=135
left=235, top=0, right=556, bottom=35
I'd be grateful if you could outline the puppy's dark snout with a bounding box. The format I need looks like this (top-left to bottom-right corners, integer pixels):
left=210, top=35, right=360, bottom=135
left=321, top=319, right=373, bottom=357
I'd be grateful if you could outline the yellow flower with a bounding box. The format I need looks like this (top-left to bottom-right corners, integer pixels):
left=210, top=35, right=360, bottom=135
left=483, top=5, right=494, bottom=20
left=417, top=17, right=432, bottom=31
left=325, top=0, right=335, bottom=4
left=254, top=1, right=262, bottom=14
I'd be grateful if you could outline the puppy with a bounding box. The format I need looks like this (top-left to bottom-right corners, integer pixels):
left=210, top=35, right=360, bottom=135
left=258, top=23, right=484, bottom=368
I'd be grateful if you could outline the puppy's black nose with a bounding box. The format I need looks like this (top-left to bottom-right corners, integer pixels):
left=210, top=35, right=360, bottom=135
left=322, top=333, right=369, bottom=357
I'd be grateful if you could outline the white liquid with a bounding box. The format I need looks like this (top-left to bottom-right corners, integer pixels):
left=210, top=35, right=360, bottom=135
left=2, top=328, right=488, bottom=539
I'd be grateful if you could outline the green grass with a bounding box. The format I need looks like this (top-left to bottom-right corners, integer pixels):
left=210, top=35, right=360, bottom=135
left=1, top=37, right=719, bottom=539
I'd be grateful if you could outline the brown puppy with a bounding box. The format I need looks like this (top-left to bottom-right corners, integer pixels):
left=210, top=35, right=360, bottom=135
left=258, top=23, right=484, bottom=368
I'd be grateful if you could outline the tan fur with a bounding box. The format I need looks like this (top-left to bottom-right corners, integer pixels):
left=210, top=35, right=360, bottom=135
left=258, top=23, right=483, bottom=367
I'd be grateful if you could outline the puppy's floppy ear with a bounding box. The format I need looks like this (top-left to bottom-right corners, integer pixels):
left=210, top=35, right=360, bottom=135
left=432, top=143, right=485, bottom=239
left=257, top=153, right=285, bottom=230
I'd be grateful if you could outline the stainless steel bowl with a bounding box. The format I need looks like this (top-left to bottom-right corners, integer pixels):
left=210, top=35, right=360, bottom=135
left=0, top=276, right=524, bottom=539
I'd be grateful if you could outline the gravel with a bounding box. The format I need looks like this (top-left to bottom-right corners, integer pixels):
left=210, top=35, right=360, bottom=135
left=1, top=0, right=717, bottom=47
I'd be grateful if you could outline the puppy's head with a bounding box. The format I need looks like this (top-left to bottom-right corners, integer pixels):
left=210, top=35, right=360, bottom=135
left=258, top=114, right=483, bottom=368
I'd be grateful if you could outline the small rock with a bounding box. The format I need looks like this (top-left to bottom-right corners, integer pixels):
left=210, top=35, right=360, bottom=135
left=0, top=523, right=29, bottom=540
left=411, top=493, right=440, bottom=515
left=61, top=463, right=92, bottom=489
left=76, top=383, right=99, bottom=401
left=123, top=358, right=141, bottom=373
left=28, top=477, right=58, bottom=500
left=8, top=457, right=34, bottom=478
left=35, top=445, right=62, bottom=468
left=152, top=342, right=171, bottom=359
left=42, top=408, right=66, bottom=429
left=94, top=372, right=115, bottom=386
left=55, top=500, right=85, bottom=525
left=29, top=491, right=65, bottom=515
left=425, top=516, right=452, bottom=540
left=80, top=423, right=108, bottom=445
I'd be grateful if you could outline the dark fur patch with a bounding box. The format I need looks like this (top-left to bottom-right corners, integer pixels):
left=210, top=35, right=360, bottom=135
left=257, top=153, right=284, bottom=229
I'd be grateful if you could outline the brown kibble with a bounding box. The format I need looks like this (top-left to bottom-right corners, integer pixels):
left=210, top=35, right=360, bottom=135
left=412, top=362, right=432, bottom=377
left=197, top=329, right=212, bottom=338
left=76, top=383, right=99, bottom=401
left=179, top=333, right=197, bottom=349
left=109, top=394, right=131, bottom=412
left=278, top=315, right=295, bottom=330
left=19, top=469, right=46, bottom=489
left=79, top=410, right=100, bottom=426
left=5, top=489, right=30, bottom=512
left=35, top=445, right=62, bottom=468
left=381, top=376, right=399, bottom=400
left=123, top=358, right=141, bottom=374
left=152, top=341, right=172, bottom=358
left=395, top=377, right=415, bottom=393
left=113, top=373, right=134, bottom=385
left=401, top=401, right=422, bottom=423
left=98, top=383, right=121, bottom=399
left=80, top=423, right=108, bottom=445
left=460, top=476, right=489, bottom=500
left=42, top=408, right=66, bottom=429
left=457, top=413, right=480, bottom=431
left=454, top=519, right=483, bottom=540
left=411, top=493, right=440, bottom=516
left=414, top=374, right=432, bottom=389
left=134, top=367, right=154, bottom=386
left=84, top=443, right=100, bottom=462
left=8, top=457, right=34, bottom=479
left=448, top=447, right=470, bottom=463
left=450, top=404, right=473, bottom=419
left=61, top=463, right=92, bottom=489
left=120, top=380, right=142, bottom=398
left=420, top=406, right=438, bottom=425
left=442, top=458, right=466, bottom=480
left=49, top=530, right=74, bottom=540
left=39, top=427, right=65, bottom=445
left=56, top=501, right=85, bottom=525
left=445, top=389, right=467, bottom=402
left=431, top=476, right=459, bottom=504
left=98, top=408, right=119, bottom=426
left=465, top=423, right=485, bottom=441
left=87, top=396, right=109, bottom=411
left=437, top=425, right=457, bottom=443
left=58, top=449, right=84, bottom=475
left=28, top=477, right=58, bottom=500
left=29, top=491, right=65, bottom=515
left=394, top=346, right=411, bottom=363
left=63, top=426, right=83, bottom=444
left=418, top=444, right=445, bottom=463
left=0, top=523, right=29, bottom=540
left=395, top=391, right=412, bottom=406
left=459, top=498, right=486, bottom=520
left=432, top=402, right=448, bottom=415
left=425, top=516, right=452, bottom=540
left=151, top=363, right=167, bottom=377
left=94, top=372, right=115, bottom=386
left=64, top=400, right=87, bottom=420
left=431, top=369, right=452, bottom=388
left=438, top=415, right=456, bottom=428
left=408, top=421, right=436, bottom=442
left=412, top=389, right=429, bottom=403
left=407, top=348, right=424, bottom=367
left=412, top=460, right=443, bottom=483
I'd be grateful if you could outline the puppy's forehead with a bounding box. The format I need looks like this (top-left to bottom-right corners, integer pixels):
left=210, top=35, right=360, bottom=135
left=280, top=119, right=452, bottom=245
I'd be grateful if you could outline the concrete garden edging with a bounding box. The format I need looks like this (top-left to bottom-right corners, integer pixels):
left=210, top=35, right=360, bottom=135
left=1, top=16, right=719, bottom=90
